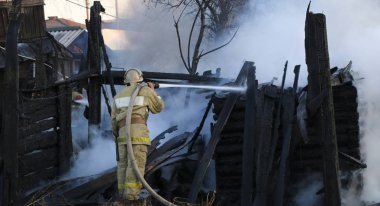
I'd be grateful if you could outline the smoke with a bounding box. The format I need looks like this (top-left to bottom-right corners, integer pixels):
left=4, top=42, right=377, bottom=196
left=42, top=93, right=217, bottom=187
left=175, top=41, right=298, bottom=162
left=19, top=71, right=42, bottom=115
left=293, top=174, right=323, bottom=206
left=148, top=88, right=214, bottom=142
left=62, top=125, right=116, bottom=180
left=207, top=0, right=380, bottom=204
left=44, top=0, right=380, bottom=202
left=64, top=86, right=213, bottom=180
left=63, top=90, right=117, bottom=179
left=356, top=77, right=380, bottom=203
left=105, top=1, right=196, bottom=73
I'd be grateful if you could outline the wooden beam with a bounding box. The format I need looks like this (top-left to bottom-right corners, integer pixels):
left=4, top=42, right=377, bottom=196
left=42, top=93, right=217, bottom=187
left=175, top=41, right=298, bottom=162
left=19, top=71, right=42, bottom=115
left=241, top=65, right=257, bottom=206
left=274, top=90, right=296, bottom=206
left=148, top=126, right=178, bottom=157
left=58, top=85, right=73, bottom=174
left=273, top=65, right=300, bottom=206
left=253, top=61, right=288, bottom=206
left=305, top=9, right=341, bottom=206
left=19, top=118, right=58, bottom=137
left=187, top=61, right=251, bottom=203
left=1, top=1, right=22, bottom=205
left=146, top=130, right=196, bottom=177
left=252, top=86, right=277, bottom=206
left=87, top=2, right=103, bottom=141
left=62, top=168, right=116, bottom=199
left=18, top=131, right=59, bottom=155
left=19, top=148, right=58, bottom=176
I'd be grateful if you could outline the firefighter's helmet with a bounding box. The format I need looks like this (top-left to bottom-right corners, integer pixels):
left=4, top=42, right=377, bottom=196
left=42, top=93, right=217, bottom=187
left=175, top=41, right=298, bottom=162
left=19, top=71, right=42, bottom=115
left=124, top=68, right=143, bottom=84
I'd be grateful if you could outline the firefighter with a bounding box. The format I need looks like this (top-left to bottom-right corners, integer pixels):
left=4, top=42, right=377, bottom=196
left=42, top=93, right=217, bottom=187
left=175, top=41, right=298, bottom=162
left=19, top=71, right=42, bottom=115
left=111, top=68, right=164, bottom=205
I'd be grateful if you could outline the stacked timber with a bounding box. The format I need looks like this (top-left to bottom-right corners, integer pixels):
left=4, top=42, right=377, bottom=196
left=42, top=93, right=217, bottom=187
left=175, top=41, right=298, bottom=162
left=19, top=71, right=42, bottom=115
left=212, top=85, right=288, bottom=206
left=18, top=84, right=73, bottom=192
left=291, top=82, right=361, bottom=172
left=212, top=81, right=361, bottom=205
left=213, top=96, right=245, bottom=206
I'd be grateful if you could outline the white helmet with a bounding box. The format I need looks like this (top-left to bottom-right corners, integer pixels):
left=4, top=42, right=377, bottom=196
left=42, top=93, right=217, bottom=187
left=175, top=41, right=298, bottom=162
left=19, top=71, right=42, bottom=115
left=124, top=68, right=143, bottom=84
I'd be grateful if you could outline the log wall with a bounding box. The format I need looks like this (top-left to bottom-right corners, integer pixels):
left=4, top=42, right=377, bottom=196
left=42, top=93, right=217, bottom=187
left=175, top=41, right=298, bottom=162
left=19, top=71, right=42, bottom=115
left=0, top=0, right=46, bottom=43
left=18, top=84, right=73, bottom=192
left=212, top=82, right=361, bottom=206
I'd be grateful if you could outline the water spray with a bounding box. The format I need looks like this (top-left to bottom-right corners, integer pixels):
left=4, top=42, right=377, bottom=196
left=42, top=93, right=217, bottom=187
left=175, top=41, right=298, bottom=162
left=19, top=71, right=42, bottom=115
left=152, top=82, right=247, bottom=92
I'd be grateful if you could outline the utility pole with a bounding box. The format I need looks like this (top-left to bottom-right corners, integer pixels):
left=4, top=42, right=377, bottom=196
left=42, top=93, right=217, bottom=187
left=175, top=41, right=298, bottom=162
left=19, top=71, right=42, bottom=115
left=115, top=0, right=118, bottom=19
left=86, top=1, right=103, bottom=142
left=85, top=0, right=89, bottom=20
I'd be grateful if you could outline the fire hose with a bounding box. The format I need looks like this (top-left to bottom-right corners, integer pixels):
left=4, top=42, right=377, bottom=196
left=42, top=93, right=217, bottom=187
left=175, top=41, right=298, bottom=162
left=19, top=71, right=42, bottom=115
left=124, top=83, right=177, bottom=206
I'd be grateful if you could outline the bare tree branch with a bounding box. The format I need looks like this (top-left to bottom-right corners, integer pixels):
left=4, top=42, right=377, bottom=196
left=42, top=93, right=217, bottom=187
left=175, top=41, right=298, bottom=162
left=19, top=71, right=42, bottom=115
left=149, top=0, right=247, bottom=74
left=199, top=27, right=238, bottom=58
left=145, top=0, right=189, bottom=9
left=190, top=0, right=207, bottom=74
left=174, top=15, right=191, bottom=73
left=187, top=8, right=201, bottom=69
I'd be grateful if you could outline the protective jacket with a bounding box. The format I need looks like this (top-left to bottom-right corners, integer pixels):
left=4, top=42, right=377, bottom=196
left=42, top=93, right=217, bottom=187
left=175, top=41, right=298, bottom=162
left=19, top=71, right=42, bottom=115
left=111, top=83, right=164, bottom=145
left=112, top=82, right=164, bottom=200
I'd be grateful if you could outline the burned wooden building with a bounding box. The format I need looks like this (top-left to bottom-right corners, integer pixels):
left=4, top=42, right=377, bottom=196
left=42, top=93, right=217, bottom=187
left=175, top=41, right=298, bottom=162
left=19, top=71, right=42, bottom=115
left=0, top=0, right=74, bottom=205
left=0, top=1, right=369, bottom=206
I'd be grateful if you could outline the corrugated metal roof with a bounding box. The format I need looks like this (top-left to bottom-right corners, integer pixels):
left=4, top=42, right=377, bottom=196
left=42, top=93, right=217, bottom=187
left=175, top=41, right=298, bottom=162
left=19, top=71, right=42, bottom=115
left=49, top=29, right=84, bottom=47
left=0, top=45, right=36, bottom=68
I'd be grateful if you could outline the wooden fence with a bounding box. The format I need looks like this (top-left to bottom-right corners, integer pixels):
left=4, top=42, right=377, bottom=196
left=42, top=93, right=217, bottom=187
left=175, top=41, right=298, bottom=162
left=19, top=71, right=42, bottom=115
left=17, top=84, right=72, bottom=193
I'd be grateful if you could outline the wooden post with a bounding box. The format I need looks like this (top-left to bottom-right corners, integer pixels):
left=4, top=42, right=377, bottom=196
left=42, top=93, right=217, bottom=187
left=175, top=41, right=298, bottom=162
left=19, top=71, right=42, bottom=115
left=58, top=85, right=73, bottom=174
left=1, top=1, right=22, bottom=205
left=252, top=86, right=277, bottom=206
left=241, top=65, right=257, bottom=206
left=87, top=1, right=104, bottom=141
left=273, top=90, right=296, bottom=206
left=305, top=8, right=341, bottom=206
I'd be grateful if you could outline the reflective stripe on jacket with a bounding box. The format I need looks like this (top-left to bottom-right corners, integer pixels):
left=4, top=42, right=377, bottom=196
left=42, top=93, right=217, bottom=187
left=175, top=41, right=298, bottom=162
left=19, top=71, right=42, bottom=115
left=111, top=83, right=164, bottom=145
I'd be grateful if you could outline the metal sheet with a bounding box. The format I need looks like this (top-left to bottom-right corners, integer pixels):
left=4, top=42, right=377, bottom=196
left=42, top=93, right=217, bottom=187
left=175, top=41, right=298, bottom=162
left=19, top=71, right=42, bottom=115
left=49, top=29, right=84, bottom=47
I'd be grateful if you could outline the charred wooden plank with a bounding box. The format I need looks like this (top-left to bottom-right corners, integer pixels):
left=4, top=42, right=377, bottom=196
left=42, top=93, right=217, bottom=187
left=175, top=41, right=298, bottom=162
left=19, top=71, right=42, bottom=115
left=213, top=98, right=246, bottom=114
left=20, top=98, right=56, bottom=114
left=188, top=61, right=250, bottom=203
left=146, top=130, right=196, bottom=177
left=274, top=90, right=296, bottom=206
left=58, top=85, right=73, bottom=174
left=1, top=2, right=22, bottom=204
left=255, top=62, right=288, bottom=206
left=19, top=148, right=58, bottom=176
left=18, top=130, right=59, bottom=155
left=305, top=8, right=341, bottom=205
left=87, top=3, right=102, bottom=142
left=188, top=97, right=214, bottom=152
left=338, top=151, right=366, bottom=169
left=148, top=126, right=178, bottom=157
left=252, top=86, right=276, bottom=206
left=19, top=118, right=58, bottom=138
left=19, top=167, right=58, bottom=192
left=62, top=168, right=116, bottom=199
left=215, top=144, right=243, bottom=155
left=147, top=132, right=189, bottom=163
left=23, top=105, right=57, bottom=123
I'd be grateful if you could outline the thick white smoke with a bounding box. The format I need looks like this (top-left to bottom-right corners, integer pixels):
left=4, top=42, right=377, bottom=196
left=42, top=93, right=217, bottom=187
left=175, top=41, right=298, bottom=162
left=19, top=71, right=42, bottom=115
left=206, top=0, right=380, bottom=203
left=62, top=125, right=117, bottom=179
left=104, top=1, right=197, bottom=73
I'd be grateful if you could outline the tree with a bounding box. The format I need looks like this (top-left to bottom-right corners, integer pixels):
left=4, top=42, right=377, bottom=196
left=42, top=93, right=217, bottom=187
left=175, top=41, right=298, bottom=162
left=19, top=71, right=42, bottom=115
left=145, top=0, right=248, bottom=74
